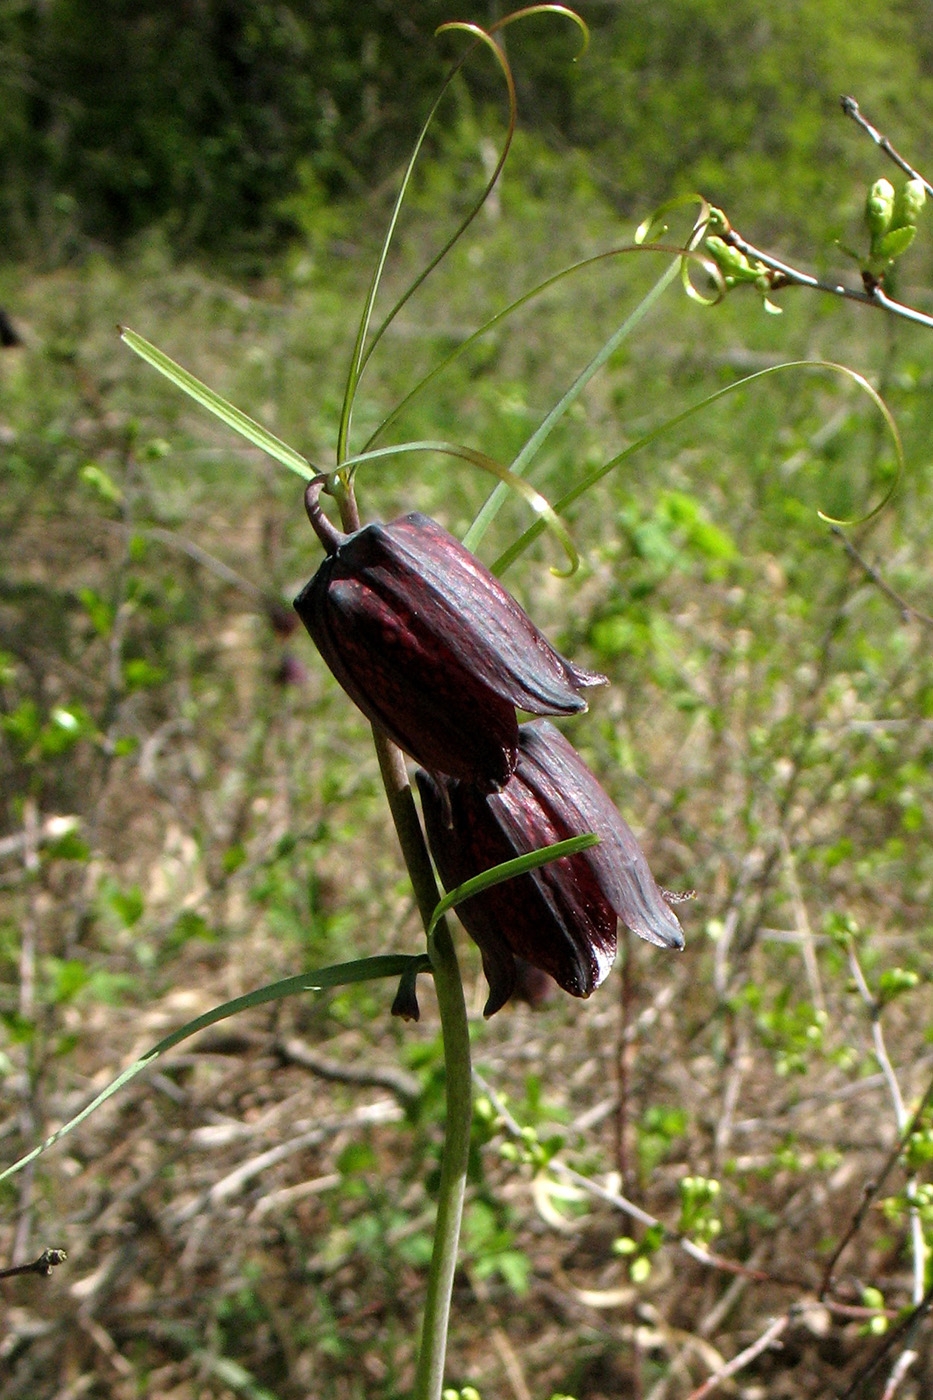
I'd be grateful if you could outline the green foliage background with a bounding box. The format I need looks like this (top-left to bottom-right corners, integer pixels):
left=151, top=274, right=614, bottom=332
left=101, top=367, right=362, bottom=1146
left=3, top=0, right=933, bottom=263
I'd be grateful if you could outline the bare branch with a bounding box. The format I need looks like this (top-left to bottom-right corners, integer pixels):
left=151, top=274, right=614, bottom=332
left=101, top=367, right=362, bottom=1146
left=830, top=525, right=933, bottom=631
left=275, top=1035, right=421, bottom=1106
left=817, top=1067, right=933, bottom=1299
left=881, top=1347, right=918, bottom=1400
left=841, top=96, right=933, bottom=200
left=847, top=938, right=927, bottom=1305
left=718, top=222, right=933, bottom=330
left=472, top=1072, right=893, bottom=1316
left=0, top=1248, right=67, bottom=1280
left=839, top=1281, right=933, bottom=1400
left=685, top=1310, right=791, bottom=1400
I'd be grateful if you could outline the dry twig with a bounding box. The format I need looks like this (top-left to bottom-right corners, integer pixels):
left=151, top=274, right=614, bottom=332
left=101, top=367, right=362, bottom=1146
left=830, top=525, right=933, bottom=631
left=684, top=1309, right=791, bottom=1400
left=0, top=1247, right=67, bottom=1280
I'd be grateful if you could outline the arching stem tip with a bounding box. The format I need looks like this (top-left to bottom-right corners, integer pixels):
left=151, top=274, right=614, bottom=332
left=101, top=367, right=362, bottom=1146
left=304, top=474, right=346, bottom=553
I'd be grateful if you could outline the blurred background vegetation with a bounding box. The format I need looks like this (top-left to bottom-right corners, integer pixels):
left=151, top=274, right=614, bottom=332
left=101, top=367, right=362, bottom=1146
left=2, top=3, right=933, bottom=1398
left=3, top=0, right=933, bottom=266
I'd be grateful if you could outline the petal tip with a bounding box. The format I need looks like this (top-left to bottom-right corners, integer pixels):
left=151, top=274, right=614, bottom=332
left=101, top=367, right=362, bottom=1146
left=638, top=914, right=685, bottom=951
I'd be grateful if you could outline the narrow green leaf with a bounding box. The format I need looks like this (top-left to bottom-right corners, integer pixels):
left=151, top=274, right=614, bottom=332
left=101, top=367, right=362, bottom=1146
left=428, top=833, right=599, bottom=936
left=0, top=954, right=429, bottom=1185
left=339, top=15, right=520, bottom=462
left=487, top=4, right=589, bottom=55
left=463, top=224, right=716, bottom=560
left=462, top=257, right=681, bottom=559
left=336, top=439, right=579, bottom=575
left=366, top=245, right=666, bottom=457
left=120, top=328, right=313, bottom=479
left=340, top=6, right=586, bottom=469
left=494, top=358, right=904, bottom=572
left=876, top=225, right=916, bottom=260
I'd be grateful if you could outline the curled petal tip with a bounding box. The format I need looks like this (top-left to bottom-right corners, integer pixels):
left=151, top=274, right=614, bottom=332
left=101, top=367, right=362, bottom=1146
left=514, top=722, right=686, bottom=954
left=419, top=720, right=688, bottom=1011
left=572, top=664, right=610, bottom=690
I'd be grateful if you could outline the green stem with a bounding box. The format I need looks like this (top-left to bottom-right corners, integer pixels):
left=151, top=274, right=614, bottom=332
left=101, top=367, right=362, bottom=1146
left=414, top=916, right=472, bottom=1400
left=337, top=476, right=472, bottom=1398
left=462, top=254, right=682, bottom=552
left=372, top=728, right=472, bottom=1400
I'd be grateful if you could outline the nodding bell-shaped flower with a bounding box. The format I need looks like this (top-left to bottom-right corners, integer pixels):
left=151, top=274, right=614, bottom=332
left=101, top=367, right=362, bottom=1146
left=294, top=478, right=606, bottom=790
left=417, top=720, right=684, bottom=1015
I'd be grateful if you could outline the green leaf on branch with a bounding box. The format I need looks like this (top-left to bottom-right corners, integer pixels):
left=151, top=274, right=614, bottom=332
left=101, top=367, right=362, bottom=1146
left=875, top=225, right=916, bottom=262
left=877, top=967, right=920, bottom=1004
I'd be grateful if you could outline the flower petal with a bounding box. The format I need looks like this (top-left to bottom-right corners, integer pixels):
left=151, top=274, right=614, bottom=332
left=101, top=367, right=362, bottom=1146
left=382, top=514, right=607, bottom=714
left=295, top=506, right=606, bottom=788
left=296, top=558, right=518, bottom=789
left=515, top=722, right=685, bottom=951
left=417, top=766, right=618, bottom=1014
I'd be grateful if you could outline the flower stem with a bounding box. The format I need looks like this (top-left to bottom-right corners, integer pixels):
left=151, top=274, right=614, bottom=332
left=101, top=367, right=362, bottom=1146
left=371, top=728, right=472, bottom=1400
left=414, top=916, right=472, bottom=1400
left=337, top=475, right=471, bottom=1397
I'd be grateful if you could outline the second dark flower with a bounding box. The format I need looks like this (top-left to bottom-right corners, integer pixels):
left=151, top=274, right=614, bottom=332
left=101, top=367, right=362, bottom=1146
left=417, top=720, right=684, bottom=1014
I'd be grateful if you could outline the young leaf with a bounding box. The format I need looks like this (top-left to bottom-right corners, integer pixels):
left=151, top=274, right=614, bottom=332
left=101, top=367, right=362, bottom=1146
left=0, top=954, right=430, bottom=1185
left=120, top=328, right=313, bottom=479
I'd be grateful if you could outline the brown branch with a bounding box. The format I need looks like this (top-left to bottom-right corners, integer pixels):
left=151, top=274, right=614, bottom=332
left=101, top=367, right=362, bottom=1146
left=275, top=1036, right=421, bottom=1107
left=0, top=1247, right=67, bottom=1280
left=830, top=525, right=933, bottom=631
left=472, top=1072, right=895, bottom=1319
left=838, top=1279, right=933, bottom=1400
left=717, top=221, right=933, bottom=330
left=841, top=97, right=933, bottom=201
left=818, top=1058, right=933, bottom=1300
left=881, top=1347, right=919, bottom=1400
left=706, top=98, right=933, bottom=329
left=685, top=1310, right=791, bottom=1400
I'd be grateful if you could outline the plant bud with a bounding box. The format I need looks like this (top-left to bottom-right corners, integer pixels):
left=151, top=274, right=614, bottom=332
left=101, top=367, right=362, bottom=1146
left=865, top=178, right=896, bottom=241
left=705, top=235, right=752, bottom=279
left=893, top=177, right=926, bottom=229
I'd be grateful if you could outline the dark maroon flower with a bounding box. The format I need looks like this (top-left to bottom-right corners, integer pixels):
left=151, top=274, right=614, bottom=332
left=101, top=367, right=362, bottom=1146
left=294, top=478, right=605, bottom=789
left=417, top=720, right=684, bottom=1015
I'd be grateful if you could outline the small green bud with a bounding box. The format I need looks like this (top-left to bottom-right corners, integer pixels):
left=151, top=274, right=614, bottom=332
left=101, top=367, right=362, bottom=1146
left=705, top=235, right=752, bottom=279
left=865, top=178, right=896, bottom=240
left=893, top=178, right=926, bottom=229
left=877, top=966, right=920, bottom=1003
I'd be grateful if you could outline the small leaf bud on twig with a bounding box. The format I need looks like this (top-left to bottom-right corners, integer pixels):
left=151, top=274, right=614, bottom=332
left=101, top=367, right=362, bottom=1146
left=865, top=178, right=896, bottom=243
left=893, top=177, right=926, bottom=230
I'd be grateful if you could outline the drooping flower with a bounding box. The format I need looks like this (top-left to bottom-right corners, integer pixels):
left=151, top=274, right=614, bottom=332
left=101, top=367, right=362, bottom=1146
left=294, top=478, right=605, bottom=789
left=417, top=720, right=684, bottom=1015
